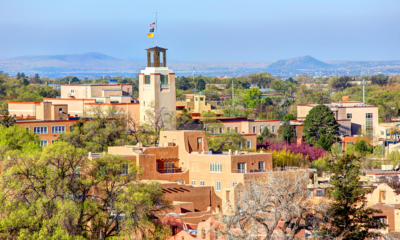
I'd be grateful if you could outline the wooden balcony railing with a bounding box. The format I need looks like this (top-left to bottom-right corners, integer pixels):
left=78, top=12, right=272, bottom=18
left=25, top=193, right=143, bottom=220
left=157, top=168, right=183, bottom=174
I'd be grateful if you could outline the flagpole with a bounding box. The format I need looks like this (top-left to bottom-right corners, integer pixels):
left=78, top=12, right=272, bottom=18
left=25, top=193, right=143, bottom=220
left=156, top=12, right=158, bottom=46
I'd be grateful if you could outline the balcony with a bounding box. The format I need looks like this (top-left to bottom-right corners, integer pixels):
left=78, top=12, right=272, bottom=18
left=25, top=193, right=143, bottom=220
left=233, top=169, right=266, bottom=173
left=161, top=84, right=170, bottom=89
left=157, top=168, right=183, bottom=174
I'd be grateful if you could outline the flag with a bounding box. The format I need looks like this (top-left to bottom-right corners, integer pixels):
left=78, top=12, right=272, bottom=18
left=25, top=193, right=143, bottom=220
left=147, top=32, right=154, bottom=38
left=150, top=22, right=155, bottom=27
left=150, top=28, right=154, bottom=32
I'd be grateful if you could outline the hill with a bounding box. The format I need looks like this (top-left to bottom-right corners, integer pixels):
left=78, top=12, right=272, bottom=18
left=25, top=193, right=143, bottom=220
left=266, top=55, right=331, bottom=70
left=0, top=52, right=146, bottom=76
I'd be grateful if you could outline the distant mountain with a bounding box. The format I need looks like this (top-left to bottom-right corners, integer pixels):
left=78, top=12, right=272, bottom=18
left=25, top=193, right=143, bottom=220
left=0, top=52, right=146, bottom=76
left=266, top=55, right=330, bottom=70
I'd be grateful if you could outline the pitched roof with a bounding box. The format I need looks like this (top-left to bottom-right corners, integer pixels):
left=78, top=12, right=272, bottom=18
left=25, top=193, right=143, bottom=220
left=146, top=46, right=168, bottom=51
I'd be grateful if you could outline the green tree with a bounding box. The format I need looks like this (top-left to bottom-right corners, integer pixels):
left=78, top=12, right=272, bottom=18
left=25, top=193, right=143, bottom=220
left=0, top=111, right=16, bottom=128
left=59, top=105, right=134, bottom=152
left=370, top=74, right=389, bottom=86
left=329, top=76, right=352, bottom=90
left=242, top=88, right=262, bottom=108
left=315, top=134, right=333, bottom=151
left=354, top=139, right=372, bottom=154
left=196, top=79, right=206, bottom=91
left=0, top=125, right=40, bottom=157
left=176, top=108, right=193, bottom=130
left=0, top=141, right=172, bottom=239
left=330, top=142, right=342, bottom=157
left=282, top=113, right=296, bottom=121
left=303, top=105, right=340, bottom=145
left=322, top=154, right=385, bottom=239
left=256, top=126, right=275, bottom=143
left=22, top=78, right=29, bottom=86
left=16, top=72, right=21, bottom=79
left=277, top=122, right=296, bottom=144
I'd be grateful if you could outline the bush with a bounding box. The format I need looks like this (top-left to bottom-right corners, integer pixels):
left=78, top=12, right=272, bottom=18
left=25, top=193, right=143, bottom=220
left=259, top=141, right=326, bottom=162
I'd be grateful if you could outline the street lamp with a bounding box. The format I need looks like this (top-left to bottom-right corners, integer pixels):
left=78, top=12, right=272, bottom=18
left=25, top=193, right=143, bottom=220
left=276, top=154, right=285, bottom=170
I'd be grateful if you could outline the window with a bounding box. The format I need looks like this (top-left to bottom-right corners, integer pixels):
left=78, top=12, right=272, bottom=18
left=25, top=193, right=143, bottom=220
left=69, top=125, right=73, bottom=132
left=197, top=138, right=202, bottom=149
left=52, top=140, right=56, bottom=143
left=59, top=117, right=63, bottom=120
left=235, top=127, right=239, bottom=133
left=59, top=108, right=63, bottom=112
left=39, top=140, right=48, bottom=147
left=120, top=164, right=129, bottom=175
left=216, top=181, right=221, bottom=191
left=366, top=113, right=373, bottom=139
left=160, top=75, right=169, bottom=85
left=143, top=101, right=145, bottom=106
left=238, top=141, right=242, bottom=149
left=200, top=180, right=205, bottom=186
left=252, top=126, right=256, bottom=133
left=258, top=161, right=264, bottom=170
left=347, top=113, right=352, bottom=119
left=176, top=180, right=185, bottom=184
left=246, top=140, right=251, bottom=149
left=145, top=75, right=150, bottom=84
left=34, top=126, right=48, bottom=134
left=316, top=190, right=323, bottom=196
left=381, top=131, right=384, bottom=136
left=25, top=127, right=30, bottom=132
left=219, top=128, right=222, bottom=133
left=272, top=125, right=275, bottom=133
left=191, top=180, right=196, bottom=185
left=200, top=97, right=204, bottom=101
left=210, top=163, right=222, bottom=173
left=227, top=127, right=231, bottom=133
left=52, top=126, right=65, bottom=134
left=232, top=182, right=237, bottom=187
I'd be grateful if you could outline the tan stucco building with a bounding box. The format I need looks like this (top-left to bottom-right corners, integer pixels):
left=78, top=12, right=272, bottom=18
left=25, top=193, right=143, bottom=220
left=297, top=101, right=378, bottom=138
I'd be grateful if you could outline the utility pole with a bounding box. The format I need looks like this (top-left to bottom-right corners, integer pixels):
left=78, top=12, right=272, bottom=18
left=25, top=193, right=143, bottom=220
left=232, top=80, right=234, bottom=107
left=362, top=79, right=365, bottom=104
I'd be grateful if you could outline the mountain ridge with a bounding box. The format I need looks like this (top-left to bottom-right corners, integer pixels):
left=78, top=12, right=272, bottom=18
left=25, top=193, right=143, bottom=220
left=266, top=55, right=330, bottom=70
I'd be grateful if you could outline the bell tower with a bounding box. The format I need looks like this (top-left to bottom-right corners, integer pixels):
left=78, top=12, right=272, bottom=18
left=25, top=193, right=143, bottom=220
left=139, top=46, right=176, bottom=124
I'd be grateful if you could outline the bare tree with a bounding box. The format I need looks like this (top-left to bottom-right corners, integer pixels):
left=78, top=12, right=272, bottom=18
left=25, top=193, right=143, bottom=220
left=214, top=170, right=329, bottom=240
left=140, top=101, right=177, bottom=145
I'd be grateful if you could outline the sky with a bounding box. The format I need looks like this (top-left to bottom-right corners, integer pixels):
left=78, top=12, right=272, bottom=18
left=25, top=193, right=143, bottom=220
left=0, top=0, right=399, bottom=62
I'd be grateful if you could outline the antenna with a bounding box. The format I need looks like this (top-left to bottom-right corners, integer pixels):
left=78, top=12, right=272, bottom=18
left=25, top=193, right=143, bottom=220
left=192, top=65, right=196, bottom=91
left=156, top=12, right=158, bottom=46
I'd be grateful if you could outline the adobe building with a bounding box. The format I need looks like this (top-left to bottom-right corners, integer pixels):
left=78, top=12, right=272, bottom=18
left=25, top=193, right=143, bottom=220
left=365, top=183, right=400, bottom=235
left=176, top=94, right=220, bottom=115
left=102, top=130, right=273, bottom=213
left=139, top=46, right=176, bottom=123
left=297, top=101, right=378, bottom=138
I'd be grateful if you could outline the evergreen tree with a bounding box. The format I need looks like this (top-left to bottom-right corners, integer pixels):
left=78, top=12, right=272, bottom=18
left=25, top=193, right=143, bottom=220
left=322, top=154, right=385, bottom=239
left=277, top=122, right=296, bottom=144
left=34, top=73, right=40, bottom=82
left=0, top=111, right=16, bottom=128
left=303, top=104, right=340, bottom=145
left=196, top=78, right=206, bottom=91
left=16, top=72, right=21, bottom=79
left=20, top=72, right=25, bottom=78
left=315, top=134, right=332, bottom=151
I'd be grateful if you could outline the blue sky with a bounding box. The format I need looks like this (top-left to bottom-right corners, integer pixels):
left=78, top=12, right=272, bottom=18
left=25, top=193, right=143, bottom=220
left=0, top=0, right=399, bottom=62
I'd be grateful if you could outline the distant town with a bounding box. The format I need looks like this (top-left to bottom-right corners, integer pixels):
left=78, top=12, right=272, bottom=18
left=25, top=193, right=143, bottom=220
left=0, top=44, right=400, bottom=239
